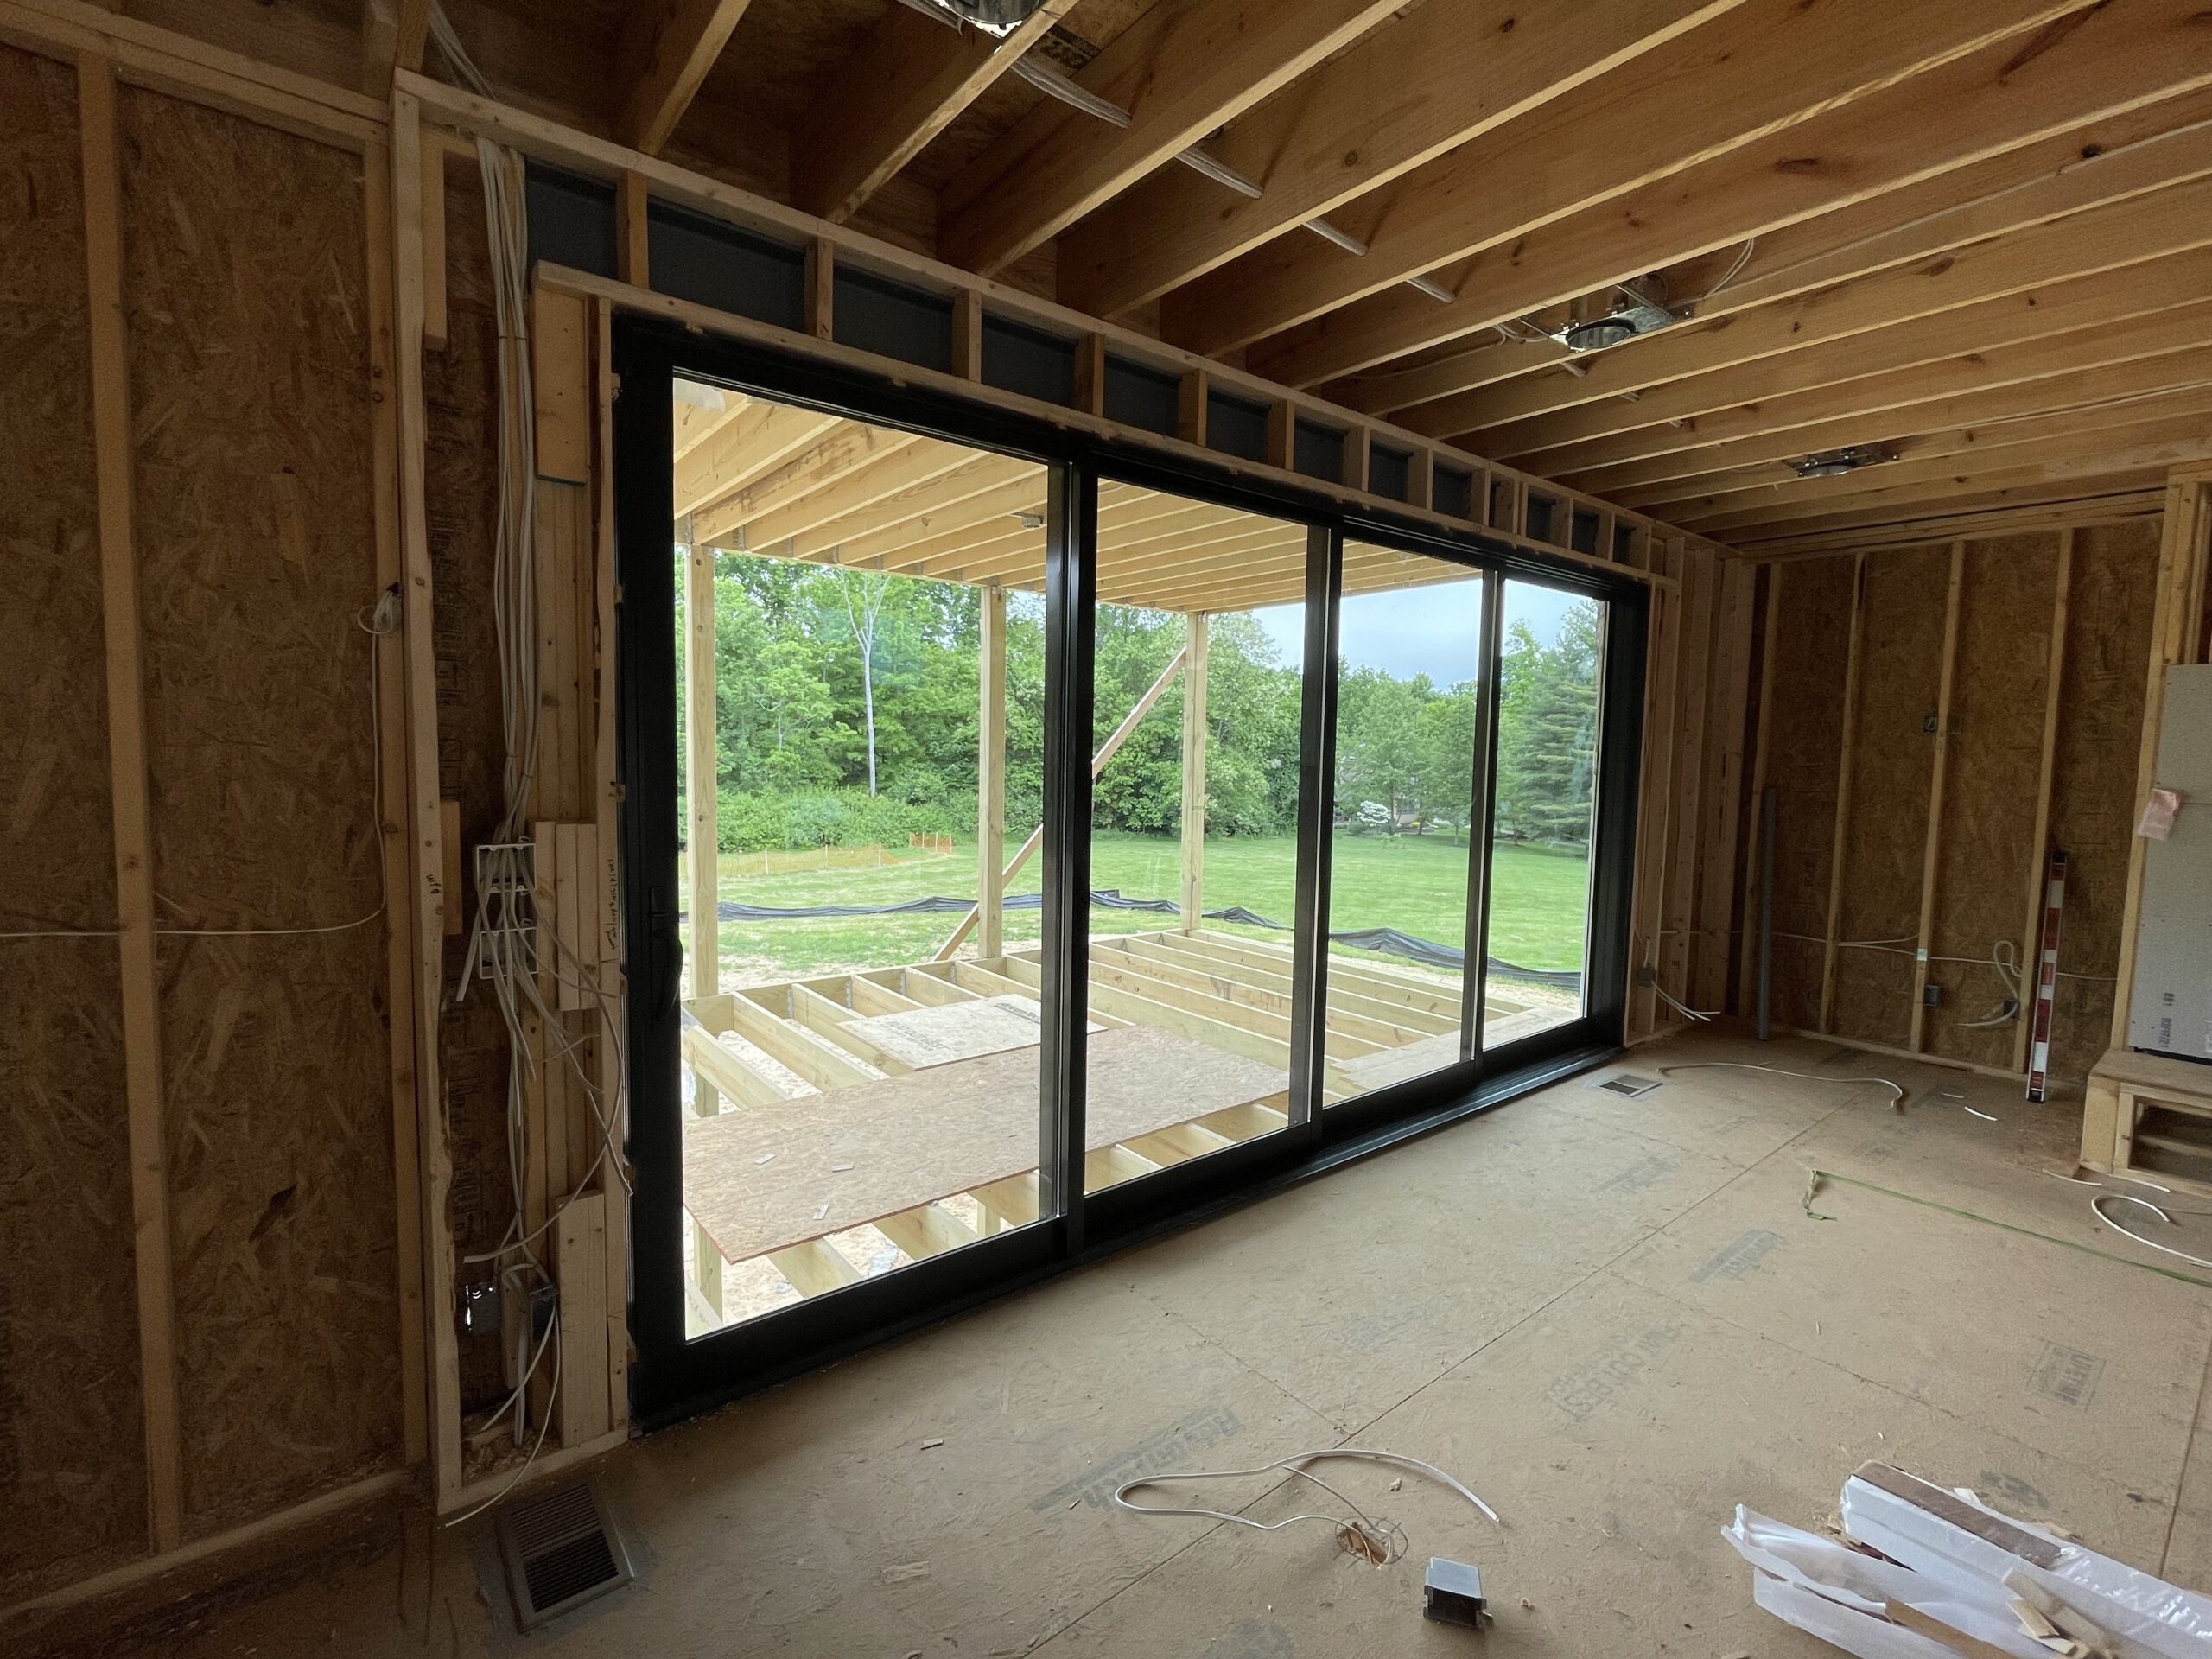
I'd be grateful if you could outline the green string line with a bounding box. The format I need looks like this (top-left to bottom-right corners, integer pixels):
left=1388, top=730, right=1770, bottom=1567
left=1808, top=1168, right=2212, bottom=1293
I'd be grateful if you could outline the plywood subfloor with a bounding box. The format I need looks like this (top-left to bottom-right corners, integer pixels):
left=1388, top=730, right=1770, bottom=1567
left=685, top=1024, right=1288, bottom=1263
left=106, top=1032, right=2212, bottom=1659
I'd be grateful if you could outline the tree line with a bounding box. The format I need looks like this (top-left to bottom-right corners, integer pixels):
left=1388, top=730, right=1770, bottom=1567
left=677, top=551, right=1600, bottom=853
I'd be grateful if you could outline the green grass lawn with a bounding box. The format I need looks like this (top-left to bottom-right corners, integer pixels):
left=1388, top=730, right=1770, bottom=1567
left=705, top=830, right=1589, bottom=987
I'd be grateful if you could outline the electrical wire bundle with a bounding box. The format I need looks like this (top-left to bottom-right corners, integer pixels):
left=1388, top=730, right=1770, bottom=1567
left=429, top=0, right=629, bottom=1525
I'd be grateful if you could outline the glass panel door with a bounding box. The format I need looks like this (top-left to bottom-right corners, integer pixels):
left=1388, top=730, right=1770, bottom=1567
left=671, top=379, right=1054, bottom=1335
left=1077, top=486, right=1311, bottom=1191
left=1484, top=577, right=1605, bottom=1047
left=1320, top=543, right=1490, bottom=1104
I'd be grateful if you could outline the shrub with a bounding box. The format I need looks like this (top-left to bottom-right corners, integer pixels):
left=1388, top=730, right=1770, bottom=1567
left=715, top=785, right=966, bottom=852
left=716, top=791, right=784, bottom=853
left=779, top=792, right=854, bottom=849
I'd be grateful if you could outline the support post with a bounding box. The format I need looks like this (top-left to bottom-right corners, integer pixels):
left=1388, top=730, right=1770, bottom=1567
left=391, top=83, right=463, bottom=1511
left=978, top=584, right=1007, bottom=956
left=1180, top=613, right=1209, bottom=931
left=79, top=54, right=184, bottom=1555
left=684, top=517, right=718, bottom=1000
left=2015, top=530, right=2073, bottom=1073
left=935, top=644, right=1188, bottom=960
left=1908, top=541, right=1967, bottom=1053
left=1818, top=552, right=1870, bottom=1033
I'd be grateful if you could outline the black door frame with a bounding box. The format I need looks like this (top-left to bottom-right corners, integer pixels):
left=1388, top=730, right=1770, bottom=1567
left=613, top=315, right=1648, bottom=1428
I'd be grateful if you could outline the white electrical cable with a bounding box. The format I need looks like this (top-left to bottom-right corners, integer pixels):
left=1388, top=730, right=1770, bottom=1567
left=426, top=2, right=492, bottom=96
left=1114, top=1448, right=1497, bottom=1566
left=1658, top=1061, right=1905, bottom=1106
left=2091, top=1193, right=2212, bottom=1271
left=445, top=1313, right=563, bottom=1528
left=1685, top=237, right=1758, bottom=307
left=1652, top=985, right=1717, bottom=1023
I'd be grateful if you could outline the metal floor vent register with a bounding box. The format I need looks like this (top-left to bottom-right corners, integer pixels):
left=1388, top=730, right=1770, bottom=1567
left=496, top=1479, right=633, bottom=1630
left=1588, top=1072, right=1663, bottom=1100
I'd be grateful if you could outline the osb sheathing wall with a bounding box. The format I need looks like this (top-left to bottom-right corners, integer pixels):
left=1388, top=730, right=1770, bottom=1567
left=0, top=41, right=404, bottom=1604
left=0, top=43, right=145, bottom=1596
left=1751, top=518, right=2163, bottom=1082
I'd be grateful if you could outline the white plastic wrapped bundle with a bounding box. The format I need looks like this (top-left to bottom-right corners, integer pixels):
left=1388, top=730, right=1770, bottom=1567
left=1723, top=1507, right=2051, bottom=1658
left=1839, top=1465, right=2212, bottom=1657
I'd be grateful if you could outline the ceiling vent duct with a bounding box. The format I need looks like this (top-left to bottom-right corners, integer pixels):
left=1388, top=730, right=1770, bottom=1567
left=1556, top=276, right=1678, bottom=353
left=915, top=0, right=1050, bottom=35
left=1792, top=443, right=1900, bottom=480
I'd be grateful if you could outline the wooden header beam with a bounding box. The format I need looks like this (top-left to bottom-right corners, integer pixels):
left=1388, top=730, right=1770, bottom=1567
left=392, top=72, right=1713, bottom=584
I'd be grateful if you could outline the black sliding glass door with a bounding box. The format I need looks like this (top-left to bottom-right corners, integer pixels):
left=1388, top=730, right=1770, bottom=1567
left=614, top=317, right=1648, bottom=1426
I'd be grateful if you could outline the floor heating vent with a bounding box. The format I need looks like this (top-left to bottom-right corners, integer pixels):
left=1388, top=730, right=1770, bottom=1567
left=496, top=1478, right=633, bottom=1630
left=1589, top=1072, right=1663, bottom=1099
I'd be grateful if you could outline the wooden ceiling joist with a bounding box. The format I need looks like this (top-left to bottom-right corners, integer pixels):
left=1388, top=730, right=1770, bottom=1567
left=691, top=423, right=931, bottom=543
left=1053, top=0, right=1742, bottom=318
left=1598, top=354, right=2212, bottom=507
left=715, top=439, right=980, bottom=551
left=1326, top=64, right=2212, bottom=415
left=1415, top=170, right=2212, bottom=442
left=675, top=400, right=842, bottom=519
left=614, top=0, right=756, bottom=156
left=1164, top=0, right=2090, bottom=359
left=1685, top=414, right=2212, bottom=535
left=1719, top=470, right=2177, bottom=547
left=937, top=0, right=1405, bottom=276
left=777, top=456, right=1046, bottom=564
left=1732, top=490, right=2166, bottom=558
left=1539, top=302, right=2212, bottom=487
left=790, top=0, right=1080, bottom=224
left=1643, top=385, right=2212, bottom=518
left=1470, top=245, right=2212, bottom=462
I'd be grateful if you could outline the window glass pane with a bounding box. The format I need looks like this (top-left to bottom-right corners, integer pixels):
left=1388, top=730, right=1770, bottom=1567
left=1322, top=543, right=1486, bottom=1103
left=1080, top=487, right=1308, bottom=1191
left=1486, top=578, right=1603, bottom=1046
left=671, top=380, right=1053, bottom=1335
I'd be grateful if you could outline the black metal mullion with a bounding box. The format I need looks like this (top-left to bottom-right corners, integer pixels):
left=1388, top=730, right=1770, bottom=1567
left=1287, top=523, right=1342, bottom=1130
left=1460, top=569, right=1506, bottom=1064
left=1038, top=462, right=1097, bottom=1246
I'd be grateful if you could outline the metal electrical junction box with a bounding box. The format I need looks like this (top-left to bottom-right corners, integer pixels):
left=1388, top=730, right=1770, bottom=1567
left=2130, top=664, right=2212, bottom=1065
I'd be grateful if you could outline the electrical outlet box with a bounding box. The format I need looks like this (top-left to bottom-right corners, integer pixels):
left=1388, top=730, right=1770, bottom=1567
left=459, top=1279, right=503, bottom=1337
left=1923, top=984, right=1943, bottom=1008
left=472, top=841, right=538, bottom=980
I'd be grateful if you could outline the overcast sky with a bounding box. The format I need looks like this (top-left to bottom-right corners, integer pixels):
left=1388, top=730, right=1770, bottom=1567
left=1249, top=578, right=1586, bottom=685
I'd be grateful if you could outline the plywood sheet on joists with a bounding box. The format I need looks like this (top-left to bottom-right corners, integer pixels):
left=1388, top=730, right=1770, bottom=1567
left=1924, top=534, right=2058, bottom=1071
left=685, top=1025, right=1287, bottom=1264
left=1831, top=547, right=1948, bottom=1050
left=1760, top=556, right=1856, bottom=1034
left=0, top=41, right=149, bottom=1603
left=118, top=87, right=401, bottom=1538
left=2049, top=518, right=2163, bottom=1080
